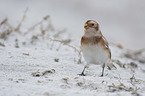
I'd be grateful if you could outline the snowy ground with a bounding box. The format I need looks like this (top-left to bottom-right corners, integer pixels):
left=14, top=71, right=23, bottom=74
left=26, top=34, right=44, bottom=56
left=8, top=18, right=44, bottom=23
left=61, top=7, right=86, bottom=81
left=0, top=15, right=145, bottom=96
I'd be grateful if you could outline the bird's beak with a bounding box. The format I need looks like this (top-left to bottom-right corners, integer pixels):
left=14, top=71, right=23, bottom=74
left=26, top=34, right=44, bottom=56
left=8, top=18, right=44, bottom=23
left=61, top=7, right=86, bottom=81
left=84, top=24, right=89, bottom=29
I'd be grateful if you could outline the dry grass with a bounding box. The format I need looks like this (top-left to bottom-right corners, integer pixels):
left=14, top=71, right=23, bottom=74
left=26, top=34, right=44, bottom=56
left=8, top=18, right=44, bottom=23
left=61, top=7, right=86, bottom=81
left=0, top=8, right=82, bottom=64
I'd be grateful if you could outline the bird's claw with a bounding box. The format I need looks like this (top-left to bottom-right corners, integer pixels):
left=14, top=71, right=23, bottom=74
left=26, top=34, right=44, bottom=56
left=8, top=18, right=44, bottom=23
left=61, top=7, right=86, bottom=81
left=78, top=73, right=86, bottom=76
left=100, top=74, right=103, bottom=77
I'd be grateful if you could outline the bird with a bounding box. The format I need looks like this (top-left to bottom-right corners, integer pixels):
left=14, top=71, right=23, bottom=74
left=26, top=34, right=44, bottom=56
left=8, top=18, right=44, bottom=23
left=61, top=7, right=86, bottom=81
left=79, top=20, right=111, bottom=77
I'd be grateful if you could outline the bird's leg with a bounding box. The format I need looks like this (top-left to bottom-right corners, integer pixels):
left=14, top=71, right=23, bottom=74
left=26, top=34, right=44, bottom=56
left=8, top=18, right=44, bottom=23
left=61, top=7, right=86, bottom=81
left=78, top=65, right=87, bottom=76
left=100, top=63, right=105, bottom=77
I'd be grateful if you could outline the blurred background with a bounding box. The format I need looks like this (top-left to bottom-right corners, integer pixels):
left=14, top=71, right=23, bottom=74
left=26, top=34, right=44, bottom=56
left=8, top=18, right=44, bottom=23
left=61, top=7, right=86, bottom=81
left=0, top=0, right=145, bottom=50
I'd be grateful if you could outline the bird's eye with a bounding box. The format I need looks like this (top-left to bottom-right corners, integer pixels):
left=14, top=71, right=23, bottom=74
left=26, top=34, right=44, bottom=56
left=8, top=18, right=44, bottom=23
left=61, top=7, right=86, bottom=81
left=88, top=23, right=94, bottom=27
left=91, top=24, right=94, bottom=26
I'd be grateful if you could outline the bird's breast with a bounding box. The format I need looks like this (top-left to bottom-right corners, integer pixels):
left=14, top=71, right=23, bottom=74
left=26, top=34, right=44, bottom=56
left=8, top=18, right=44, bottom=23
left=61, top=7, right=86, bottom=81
left=81, top=43, right=109, bottom=65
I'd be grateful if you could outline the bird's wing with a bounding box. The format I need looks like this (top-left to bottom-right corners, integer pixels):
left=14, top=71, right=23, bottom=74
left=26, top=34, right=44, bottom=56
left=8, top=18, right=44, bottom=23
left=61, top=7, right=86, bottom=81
left=102, top=36, right=109, bottom=45
left=102, top=36, right=111, bottom=59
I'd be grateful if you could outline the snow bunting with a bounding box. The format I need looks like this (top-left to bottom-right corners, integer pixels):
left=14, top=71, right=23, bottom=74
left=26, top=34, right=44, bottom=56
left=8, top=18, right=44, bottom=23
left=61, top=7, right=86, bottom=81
left=79, top=20, right=111, bottom=77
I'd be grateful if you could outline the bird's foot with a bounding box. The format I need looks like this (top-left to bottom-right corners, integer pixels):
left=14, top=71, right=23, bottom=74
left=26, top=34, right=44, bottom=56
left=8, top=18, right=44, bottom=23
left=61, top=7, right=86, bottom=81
left=78, top=72, right=86, bottom=76
left=100, top=74, right=103, bottom=77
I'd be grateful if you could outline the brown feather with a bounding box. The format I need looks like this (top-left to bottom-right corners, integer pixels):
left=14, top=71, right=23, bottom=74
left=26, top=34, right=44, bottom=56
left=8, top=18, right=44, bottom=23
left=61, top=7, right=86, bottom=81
left=81, top=36, right=103, bottom=45
left=81, top=36, right=111, bottom=59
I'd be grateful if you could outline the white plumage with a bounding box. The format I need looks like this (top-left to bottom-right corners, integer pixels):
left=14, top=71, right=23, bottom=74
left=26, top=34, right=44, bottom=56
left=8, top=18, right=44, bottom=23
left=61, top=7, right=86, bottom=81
left=81, top=44, right=109, bottom=66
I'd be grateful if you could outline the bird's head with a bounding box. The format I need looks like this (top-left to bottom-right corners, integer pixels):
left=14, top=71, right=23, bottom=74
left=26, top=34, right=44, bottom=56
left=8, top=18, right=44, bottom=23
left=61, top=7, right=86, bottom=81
left=84, top=20, right=101, bottom=37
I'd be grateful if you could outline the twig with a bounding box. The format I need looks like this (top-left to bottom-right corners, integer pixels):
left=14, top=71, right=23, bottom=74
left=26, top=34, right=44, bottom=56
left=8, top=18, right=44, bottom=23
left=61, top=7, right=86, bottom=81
left=24, top=15, right=50, bottom=35
left=15, top=8, right=28, bottom=33
left=32, top=69, right=55, bottom=77
left=53, top=29, right=66, bottom=37
left=110, top=42, right=123, bottom=49
left=108, top=83, right=135, bottom=92
left=0, top=18, right=13, bottom=39
left=0, top=18, right=8, bottom=26
left=49, top=38, right=82, bottom=64
left=134, top=49, right=145, bottom=55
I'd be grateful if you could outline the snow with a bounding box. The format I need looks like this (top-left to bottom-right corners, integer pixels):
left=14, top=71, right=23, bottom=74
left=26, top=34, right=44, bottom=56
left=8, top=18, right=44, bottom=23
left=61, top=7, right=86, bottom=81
left=0, top=20, right=145, bottom=96
left=0, top=44, right=145, bottom=96
left=0, top=1, right=145, bottom=96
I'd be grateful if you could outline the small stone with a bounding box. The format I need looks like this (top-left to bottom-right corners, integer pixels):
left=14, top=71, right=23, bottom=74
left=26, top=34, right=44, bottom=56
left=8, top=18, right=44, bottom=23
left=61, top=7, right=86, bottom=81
left=130, top=62, right=138, bottom=68
left=139, top=60, right=145, bottom=64
left=54, top=58, right=59, bottom=62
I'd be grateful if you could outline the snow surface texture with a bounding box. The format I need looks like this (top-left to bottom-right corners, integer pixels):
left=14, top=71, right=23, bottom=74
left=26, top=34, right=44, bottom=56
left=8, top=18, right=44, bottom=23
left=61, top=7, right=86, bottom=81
left=0, top=15, right=145, bottom=96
